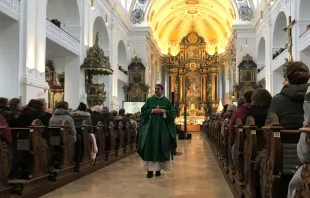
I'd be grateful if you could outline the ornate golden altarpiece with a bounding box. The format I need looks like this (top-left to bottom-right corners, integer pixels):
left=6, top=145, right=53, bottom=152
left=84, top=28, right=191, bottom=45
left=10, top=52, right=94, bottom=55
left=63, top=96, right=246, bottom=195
left=233, top=54, right=260, bottom=100
left=164, top=32, right=220, bottom=124
left=80, top=33, right=113, bottom=106
left=45, top=60, right=64, bottom=109
left=123, top=56, right=150, bottom=102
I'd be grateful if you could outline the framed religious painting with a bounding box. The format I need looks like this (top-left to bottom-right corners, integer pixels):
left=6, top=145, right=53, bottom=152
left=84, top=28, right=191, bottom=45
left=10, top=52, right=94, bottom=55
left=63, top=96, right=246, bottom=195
left=240, top=69, right=254, bottom=82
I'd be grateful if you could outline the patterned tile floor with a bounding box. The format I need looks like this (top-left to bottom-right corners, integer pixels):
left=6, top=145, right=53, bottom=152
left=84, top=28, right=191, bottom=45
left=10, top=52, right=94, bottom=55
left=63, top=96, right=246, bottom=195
left=41, top=133, right=234, bottom=198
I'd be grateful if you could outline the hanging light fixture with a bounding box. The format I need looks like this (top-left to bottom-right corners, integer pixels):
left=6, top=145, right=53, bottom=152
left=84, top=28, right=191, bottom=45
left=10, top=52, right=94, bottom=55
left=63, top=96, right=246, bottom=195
left=270, top=0, right=274, bottom=5
left=245, top=38, right=248, bottom=47
left=127, top=41, right=130, bottom=49
left=105, top=15, right=108, bottom=26
left=90, top=0, right=95, bottom=10
left=241, top=46, right=243, bottom=54
left=260, top=10, right=263, bottom=22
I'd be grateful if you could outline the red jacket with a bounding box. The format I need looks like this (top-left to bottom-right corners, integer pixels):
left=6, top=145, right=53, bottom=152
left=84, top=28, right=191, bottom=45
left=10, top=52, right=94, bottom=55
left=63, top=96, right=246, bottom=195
left=229, top=103, right=251, bottom=138
left=0, top=114, right=12, bottom=145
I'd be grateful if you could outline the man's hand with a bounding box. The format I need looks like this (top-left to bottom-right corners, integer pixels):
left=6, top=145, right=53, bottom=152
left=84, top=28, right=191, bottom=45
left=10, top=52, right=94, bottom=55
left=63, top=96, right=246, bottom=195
left=153, top=108, right=164, bottom=114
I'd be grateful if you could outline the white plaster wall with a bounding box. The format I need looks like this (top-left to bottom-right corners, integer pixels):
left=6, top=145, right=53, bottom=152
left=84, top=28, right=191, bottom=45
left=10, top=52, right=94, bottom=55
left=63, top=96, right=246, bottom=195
left=0, top=18, right=19, bottom=98
left=64, top=56, right=80, bottom=108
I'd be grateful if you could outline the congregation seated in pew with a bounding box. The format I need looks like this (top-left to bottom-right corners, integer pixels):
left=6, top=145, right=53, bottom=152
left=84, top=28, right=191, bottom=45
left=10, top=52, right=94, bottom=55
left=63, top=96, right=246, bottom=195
left=203, top=60, right=310, bottom=198
left=0, top=96, right=140, bottom=198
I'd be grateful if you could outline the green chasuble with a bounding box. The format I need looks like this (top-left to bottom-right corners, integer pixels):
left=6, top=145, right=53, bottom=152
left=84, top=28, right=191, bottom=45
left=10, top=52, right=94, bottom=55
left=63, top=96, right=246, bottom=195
left=138, top=95, right=177, bottom=162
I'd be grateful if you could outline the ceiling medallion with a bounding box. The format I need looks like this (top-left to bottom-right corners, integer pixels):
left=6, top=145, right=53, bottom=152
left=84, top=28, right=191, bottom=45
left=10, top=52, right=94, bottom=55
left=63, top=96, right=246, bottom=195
left=187, top=10, right=198, bottom=14
left=185, top=0, right=199, bottom=5
left=188, top=33, right=198, bottom=43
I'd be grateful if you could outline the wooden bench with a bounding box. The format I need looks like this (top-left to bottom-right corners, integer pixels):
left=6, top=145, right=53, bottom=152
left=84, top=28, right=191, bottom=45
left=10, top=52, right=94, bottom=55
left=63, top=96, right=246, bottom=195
left=0, top=124, right=12, bottom=198
left=260, top=114, right=301, bottom=198
left=9, top=119, right=50, bottom=195
left=47, top=120, right=75, bottom=178
left=243, top=117, right=265, bottom=198
left=93, top=121, right=105, bottom=162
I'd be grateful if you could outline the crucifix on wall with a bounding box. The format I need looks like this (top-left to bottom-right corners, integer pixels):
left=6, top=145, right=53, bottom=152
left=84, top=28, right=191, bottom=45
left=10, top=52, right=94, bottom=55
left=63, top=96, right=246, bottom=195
left=283, top=16, right=296, bottom=62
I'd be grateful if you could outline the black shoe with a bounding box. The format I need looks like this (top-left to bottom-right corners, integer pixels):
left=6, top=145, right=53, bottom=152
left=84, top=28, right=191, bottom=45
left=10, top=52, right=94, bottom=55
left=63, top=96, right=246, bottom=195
left=147, top=171, right=153, bottom=178
left=155, top=171, right=161, bottom=177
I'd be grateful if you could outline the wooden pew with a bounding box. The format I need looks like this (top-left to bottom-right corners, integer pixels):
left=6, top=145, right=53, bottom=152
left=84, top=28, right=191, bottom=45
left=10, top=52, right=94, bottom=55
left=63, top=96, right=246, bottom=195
left=233, top=118, right=246, bottom=196
left=9, top=119, right=49, bottom=195
left=260, top=114, right=301, bottom=198
left=93, top=121, right=105, bottom=162
left=288, top=123, right=310, bottom=197
left=124, top=121, right=131, bottom=153
left=0, top=124, right=12, bottom=198
left=243, top=117, right=265, bottom=198
left=108, top=121, right=116, bottom=160
left=48, top=120, right=75, bottom=170
left=47, top=120, right=75, bottom=179
left=113, top=118, right=124, bottom=157
left=130, top=124, right=137, bottom=151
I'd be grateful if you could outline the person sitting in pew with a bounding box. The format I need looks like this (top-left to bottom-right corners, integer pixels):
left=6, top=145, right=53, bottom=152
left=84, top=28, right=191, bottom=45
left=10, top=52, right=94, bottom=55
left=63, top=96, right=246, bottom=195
left=49, top=101, right=77, bottom=142
left=229, top=90, right=254, bottom=138
left=0, top=97, right=14, bottom=125
left=269, top=61, right=310, bottom=130
left=246, top=88, right=272, bottom=198
left=288, top=87, right=310, bottom=198
left=8, top=98, right=23, bottom=123
left=11, top=99, right=45, bottom=127
left=37, top=98, right=52, bottom=139
left=71, top=102, right=93, bottom=133
left=221, top=104, right=236, bottom=136
left=0, top=114, right=12, bottom=146
left=91, top=105, right=103, bottom=126
left=230, top=91, right=253, bottom=165
left=247, top=88, right=272, bottom=128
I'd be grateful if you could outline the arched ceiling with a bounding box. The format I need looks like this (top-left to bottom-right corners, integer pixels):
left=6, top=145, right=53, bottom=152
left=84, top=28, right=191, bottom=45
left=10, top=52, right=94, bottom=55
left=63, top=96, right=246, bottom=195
left=147, top=0, right=237, bottom=55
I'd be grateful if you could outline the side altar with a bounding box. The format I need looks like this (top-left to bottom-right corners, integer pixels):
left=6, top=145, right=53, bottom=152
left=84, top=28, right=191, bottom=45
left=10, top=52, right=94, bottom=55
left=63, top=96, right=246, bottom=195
left=164, top=32, right=220, bottom=126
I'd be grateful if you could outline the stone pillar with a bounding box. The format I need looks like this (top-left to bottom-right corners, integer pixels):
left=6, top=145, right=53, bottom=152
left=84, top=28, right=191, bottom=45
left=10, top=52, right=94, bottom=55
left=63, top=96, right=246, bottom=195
left=19, top=0, right=49, bottom=104
left=64, top=56, right=80, bottom=109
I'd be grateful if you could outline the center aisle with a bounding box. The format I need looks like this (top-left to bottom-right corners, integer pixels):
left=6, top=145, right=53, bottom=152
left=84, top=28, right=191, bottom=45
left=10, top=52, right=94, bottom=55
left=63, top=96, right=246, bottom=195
left=41, top=134, right=234, bottom=198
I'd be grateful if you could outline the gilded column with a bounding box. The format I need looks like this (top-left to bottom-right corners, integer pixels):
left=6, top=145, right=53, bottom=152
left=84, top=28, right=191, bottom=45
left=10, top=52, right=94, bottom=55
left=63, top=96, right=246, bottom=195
left=180, top=74, right=183, bottom=102
left=211, top=73, right=215, bottom=101
left=203, top=74, right=207, bottom=102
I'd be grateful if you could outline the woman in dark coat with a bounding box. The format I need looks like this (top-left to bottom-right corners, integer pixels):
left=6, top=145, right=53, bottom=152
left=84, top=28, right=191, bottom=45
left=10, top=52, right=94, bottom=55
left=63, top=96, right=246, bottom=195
left=247, top=88, right=272, bottom=128
left=269, top=61, right=310, bottom=129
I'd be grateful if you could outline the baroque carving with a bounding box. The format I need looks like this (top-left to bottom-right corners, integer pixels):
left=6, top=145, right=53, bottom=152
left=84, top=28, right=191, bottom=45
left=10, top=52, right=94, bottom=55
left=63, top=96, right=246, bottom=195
left=81, top=32, right=113, bottom=105
left=123, top=56, right=150, bottom=102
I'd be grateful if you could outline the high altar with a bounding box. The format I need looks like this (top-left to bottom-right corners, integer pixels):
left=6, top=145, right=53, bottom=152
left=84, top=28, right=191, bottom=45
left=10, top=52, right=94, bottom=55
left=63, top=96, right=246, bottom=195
left=164, top=32, right=220, bottom=126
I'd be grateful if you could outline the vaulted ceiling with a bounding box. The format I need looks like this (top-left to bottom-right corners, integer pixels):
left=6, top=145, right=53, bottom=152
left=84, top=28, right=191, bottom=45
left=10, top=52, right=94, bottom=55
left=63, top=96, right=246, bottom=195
left=147, top=0, right=236, bottom=55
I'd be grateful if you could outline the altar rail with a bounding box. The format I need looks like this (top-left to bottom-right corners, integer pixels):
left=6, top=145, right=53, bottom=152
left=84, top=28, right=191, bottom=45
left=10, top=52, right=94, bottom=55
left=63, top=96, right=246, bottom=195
left=0, top=0, right=19, bottom=20
left=46, top=19, right=80, bottom=55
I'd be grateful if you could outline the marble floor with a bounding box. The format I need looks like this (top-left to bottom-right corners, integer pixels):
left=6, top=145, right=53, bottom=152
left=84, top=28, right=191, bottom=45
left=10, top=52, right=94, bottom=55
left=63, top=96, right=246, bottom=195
left=41, top=134, right=234, bottom=198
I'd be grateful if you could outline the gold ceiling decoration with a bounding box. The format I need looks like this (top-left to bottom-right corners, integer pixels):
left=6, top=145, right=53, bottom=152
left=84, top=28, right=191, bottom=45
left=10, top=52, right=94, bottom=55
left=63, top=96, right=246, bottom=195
left=147, top=0, right=236, bottom=55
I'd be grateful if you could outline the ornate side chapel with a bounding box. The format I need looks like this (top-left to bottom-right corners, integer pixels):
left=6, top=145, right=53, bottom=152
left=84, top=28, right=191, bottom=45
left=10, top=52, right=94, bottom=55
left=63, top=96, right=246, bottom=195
left=123, top=56, right=150, bottom=102
left=45, top=60, right=64, bottom=109
left=233, top=54, right=260, bottom=100
left=164, top=31, right=220, bottom=124
left=80, top=33, right=113, bottom=106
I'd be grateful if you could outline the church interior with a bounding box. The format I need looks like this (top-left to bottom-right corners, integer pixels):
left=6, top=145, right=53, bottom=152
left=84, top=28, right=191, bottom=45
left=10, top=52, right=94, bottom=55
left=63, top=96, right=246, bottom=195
left=1, top=0, right=310, bottom=197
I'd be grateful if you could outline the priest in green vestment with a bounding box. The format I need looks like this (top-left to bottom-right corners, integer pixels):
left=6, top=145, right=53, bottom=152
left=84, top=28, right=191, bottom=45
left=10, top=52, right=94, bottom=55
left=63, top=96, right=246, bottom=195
left=138, top=84, right=177, bottom=178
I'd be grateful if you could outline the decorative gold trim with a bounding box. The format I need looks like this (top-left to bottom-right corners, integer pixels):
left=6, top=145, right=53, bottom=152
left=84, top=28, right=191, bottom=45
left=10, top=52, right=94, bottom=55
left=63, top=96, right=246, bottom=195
left=243, top=54, right=253, bottom=62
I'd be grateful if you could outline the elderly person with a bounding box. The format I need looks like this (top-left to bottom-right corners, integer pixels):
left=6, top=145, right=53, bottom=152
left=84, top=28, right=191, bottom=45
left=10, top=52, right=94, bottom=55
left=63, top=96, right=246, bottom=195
left=91, top=105, right=103, bottom=126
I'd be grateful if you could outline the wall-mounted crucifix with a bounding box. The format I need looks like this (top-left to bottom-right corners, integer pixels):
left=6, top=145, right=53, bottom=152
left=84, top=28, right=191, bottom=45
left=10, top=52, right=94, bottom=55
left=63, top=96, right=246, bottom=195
left=283, top=16, right=296, bottom=62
